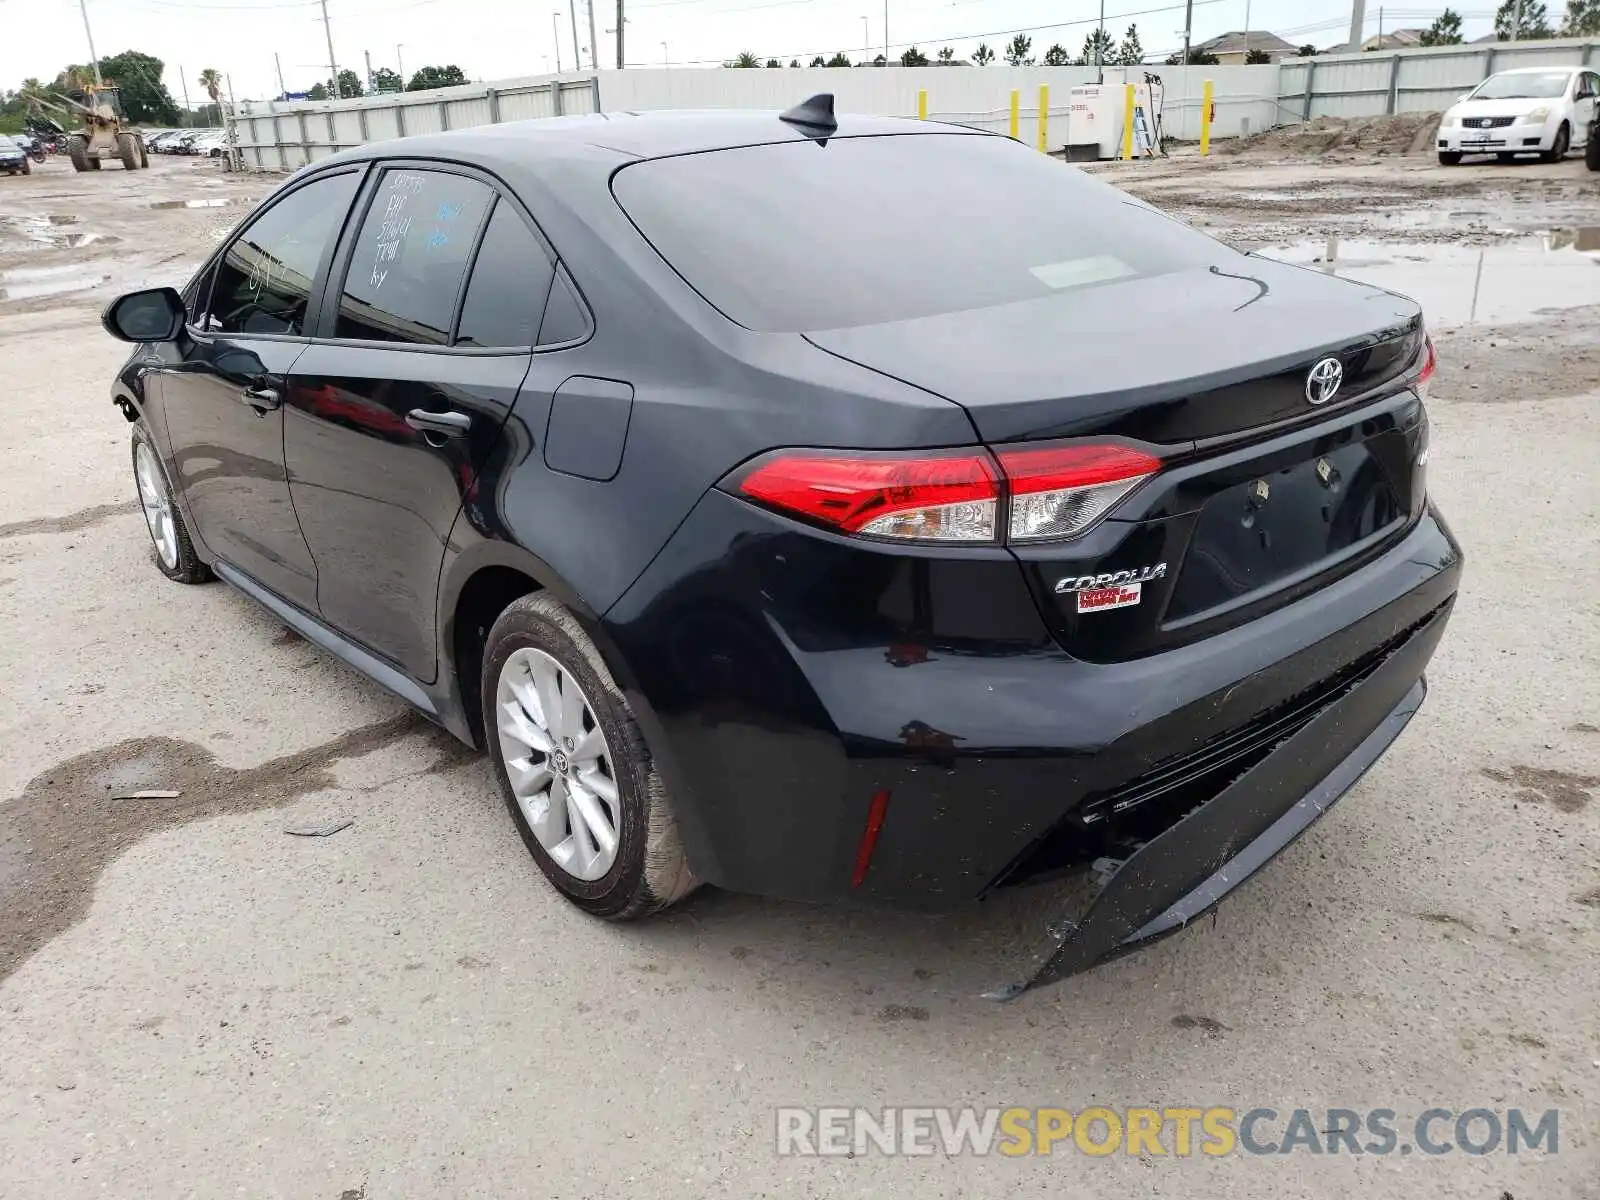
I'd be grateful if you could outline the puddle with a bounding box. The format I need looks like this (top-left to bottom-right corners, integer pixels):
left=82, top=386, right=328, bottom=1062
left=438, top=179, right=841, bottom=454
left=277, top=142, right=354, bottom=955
left=0, top=214, right=119, bottom=251
left=1253, top=228, right=1600, bottom=327
left=148, top=197, right=240, bottom=209
left=0, top=262, right=114, bottom=301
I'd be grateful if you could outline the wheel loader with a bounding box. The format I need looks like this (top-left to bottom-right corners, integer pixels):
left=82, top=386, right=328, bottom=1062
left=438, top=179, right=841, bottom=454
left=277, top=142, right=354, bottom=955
left=47, top=84, right=149, bottom=172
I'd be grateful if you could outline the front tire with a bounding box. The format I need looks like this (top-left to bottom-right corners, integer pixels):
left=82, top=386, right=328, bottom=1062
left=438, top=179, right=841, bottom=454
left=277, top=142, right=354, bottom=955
left=1587, top=123, right=1600, bottom=170
left=117, top=132, right=139, bottom=170
left=1438, top=150, right=1463, bottom=166
left=483, top=594, right=697, bottom=920
left=131, top=424, right=211, bottom=584
left=1542, top=122, right=1570, bottom=163
left=67, top=135, right=89, bottom=172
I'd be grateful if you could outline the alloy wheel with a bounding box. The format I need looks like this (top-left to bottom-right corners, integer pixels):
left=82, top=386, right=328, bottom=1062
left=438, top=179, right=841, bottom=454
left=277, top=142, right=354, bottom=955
left=134, top=441, right=179, bottom=569
left=495, top=646, right=621, bottom=882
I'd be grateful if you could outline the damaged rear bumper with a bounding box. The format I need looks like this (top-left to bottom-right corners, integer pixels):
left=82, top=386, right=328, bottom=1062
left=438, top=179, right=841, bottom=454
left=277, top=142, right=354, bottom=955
left=988, top=598, right=1449, bottom=1000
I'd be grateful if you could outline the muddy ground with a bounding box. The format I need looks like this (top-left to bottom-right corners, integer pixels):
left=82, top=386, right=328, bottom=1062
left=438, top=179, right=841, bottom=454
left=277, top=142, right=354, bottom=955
left=0, top=151, right=1597, bottom=1198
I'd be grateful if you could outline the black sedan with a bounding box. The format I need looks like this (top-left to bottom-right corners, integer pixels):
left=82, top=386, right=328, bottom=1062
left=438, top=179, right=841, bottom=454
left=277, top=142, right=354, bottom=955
left=101, top=98, right=1460, bottom=995
left=0, top=135, right=30, bottom=175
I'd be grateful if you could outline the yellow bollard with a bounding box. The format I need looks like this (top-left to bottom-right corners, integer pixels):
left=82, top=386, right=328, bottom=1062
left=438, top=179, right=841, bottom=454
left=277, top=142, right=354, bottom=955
left=1200, top=78, right=1214, bottom=154
left=917, top=89, right=927, bottom=120
left=1037, top=84, right=1049, bottom=152
left=1009, top=89, right=1020, bottom=140
left=1121, top=82, right=1136, bottom=160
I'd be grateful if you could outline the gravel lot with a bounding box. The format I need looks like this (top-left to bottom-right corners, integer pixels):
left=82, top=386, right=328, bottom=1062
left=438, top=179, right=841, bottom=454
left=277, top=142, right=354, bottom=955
left=1, top=151, right=1598, bottom=1198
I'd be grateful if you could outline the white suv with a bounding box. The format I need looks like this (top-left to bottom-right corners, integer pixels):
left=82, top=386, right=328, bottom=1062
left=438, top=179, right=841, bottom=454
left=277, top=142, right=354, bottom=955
left=1437, top=66, right=1597, bottom=165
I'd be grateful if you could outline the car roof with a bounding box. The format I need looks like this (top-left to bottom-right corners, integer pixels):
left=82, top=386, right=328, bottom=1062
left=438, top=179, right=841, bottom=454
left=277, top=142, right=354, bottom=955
left=1489, top=65, right=1578, bottom=75
left=320, top=107, right=983, bottom=168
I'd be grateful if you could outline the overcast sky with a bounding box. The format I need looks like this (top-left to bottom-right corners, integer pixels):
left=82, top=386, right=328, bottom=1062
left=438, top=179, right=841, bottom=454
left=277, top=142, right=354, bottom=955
left=7, top=0, right=1501, bottom=105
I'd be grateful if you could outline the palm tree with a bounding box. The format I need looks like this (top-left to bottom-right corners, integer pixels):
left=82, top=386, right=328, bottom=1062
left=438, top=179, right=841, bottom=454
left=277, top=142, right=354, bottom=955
left=198, top=68, right=222, bottom=126
left=732, top=51, right=761, bottom=68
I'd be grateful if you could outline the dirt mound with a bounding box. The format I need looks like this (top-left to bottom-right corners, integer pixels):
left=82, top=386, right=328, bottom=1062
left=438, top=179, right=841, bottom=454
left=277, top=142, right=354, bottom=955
left=1219, top=112, right=1443, bottom=158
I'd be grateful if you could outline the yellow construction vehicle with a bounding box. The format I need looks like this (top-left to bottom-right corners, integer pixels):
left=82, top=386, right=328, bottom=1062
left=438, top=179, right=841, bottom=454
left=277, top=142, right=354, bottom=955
left=42, top=83, right=149, bottom=172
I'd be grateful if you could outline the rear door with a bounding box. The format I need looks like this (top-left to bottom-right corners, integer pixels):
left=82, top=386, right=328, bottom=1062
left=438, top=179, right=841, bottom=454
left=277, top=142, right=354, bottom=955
left=284, top=163, right=566, bottom=682
left=159, top=168, right=361, bottom=610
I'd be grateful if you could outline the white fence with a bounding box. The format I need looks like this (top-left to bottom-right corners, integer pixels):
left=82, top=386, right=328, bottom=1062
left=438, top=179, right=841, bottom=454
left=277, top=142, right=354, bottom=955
left=231, top=64, right=1284, bottom=170
left=230, top=42, right=1600, bottom=172
left=233, top=76, right=600, bottom=170
left=1282, top=38, right=1600, bottom=121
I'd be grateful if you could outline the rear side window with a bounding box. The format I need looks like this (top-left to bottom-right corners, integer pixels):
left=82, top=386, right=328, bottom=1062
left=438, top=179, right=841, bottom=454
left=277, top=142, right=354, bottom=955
left=207, top=172, right=358, bottom=336
left=455, top=199, right=556, bottom=348
left=612, top=133, right=1230, bottom=332
left=336, top=168, right=491, bottom=345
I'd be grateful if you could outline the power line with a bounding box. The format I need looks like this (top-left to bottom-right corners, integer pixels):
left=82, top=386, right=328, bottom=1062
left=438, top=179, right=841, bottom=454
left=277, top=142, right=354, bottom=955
left=655, top=0, right=1232, bottom=64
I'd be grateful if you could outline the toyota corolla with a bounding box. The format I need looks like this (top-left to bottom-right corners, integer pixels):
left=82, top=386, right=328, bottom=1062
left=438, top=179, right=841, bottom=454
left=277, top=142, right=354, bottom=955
left=101, top=98, right=1461, bottom=996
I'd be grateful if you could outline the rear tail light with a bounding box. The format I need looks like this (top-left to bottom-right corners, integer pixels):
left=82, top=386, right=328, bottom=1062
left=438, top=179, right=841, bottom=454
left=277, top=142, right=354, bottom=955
left=994, top=444, right=1162, bottom=542
left=734, top=449, right=1000, bottom=542
left=730, top=442, right=1159, bottom=544
left=1416, top=332, right=1437, bottom=399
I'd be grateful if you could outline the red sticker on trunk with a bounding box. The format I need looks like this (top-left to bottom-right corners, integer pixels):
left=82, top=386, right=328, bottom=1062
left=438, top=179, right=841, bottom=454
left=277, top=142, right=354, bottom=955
left=1076, top=583, right=1142, bottom=613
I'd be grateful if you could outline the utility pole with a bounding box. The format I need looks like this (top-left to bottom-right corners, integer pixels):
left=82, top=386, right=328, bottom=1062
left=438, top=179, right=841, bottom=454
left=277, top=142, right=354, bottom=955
left=861, top=15, right=869, bottom=56
left=1510, top=0, right=1523, bottom=40
left=616, top=0, right=625, bottom=68
left=1377, top=6, right=1383, bottom=47
left=77, top=0, right=103, bottom=84
left=569, top=0, right=581, bottom=74
left=319, top=0, right=340, bottom=96
left=1243, top=0, right=1251, bottom=60
left=397, top=44, right=406, bottom=87
left=553, top=12, right=563, bottom=72
left=1181, top=0, right=1193, bottom=66
left=364, top=48, right=373, bottom=94
left=1347, top=0, right=1367, bottom=52
left=178, top=64, right=193, bottom=123
left=1096, top=0, right=1105, bottom=83
left=883, top=0, right=888, bottom=63
left=586, top=0, right=600, bottom=69
left=275, top=52, right=287, bottom=99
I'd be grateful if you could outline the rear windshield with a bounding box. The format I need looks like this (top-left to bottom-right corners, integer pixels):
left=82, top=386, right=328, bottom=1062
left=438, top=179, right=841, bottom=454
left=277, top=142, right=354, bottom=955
left=611, top=132, right=1230, bottom=332
left=1471, top=71, right=1571, bottom=100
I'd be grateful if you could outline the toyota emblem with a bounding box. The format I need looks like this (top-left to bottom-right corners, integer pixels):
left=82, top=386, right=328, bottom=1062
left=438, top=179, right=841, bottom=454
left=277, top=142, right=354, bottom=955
left=1306, top=357, right=1344, bottom=405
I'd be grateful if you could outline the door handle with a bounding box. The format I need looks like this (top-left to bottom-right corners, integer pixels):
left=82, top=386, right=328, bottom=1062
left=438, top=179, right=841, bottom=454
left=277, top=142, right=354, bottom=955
left=239, top=384, right=280, bottom=413
left=405, top=409, right=472, bottom=439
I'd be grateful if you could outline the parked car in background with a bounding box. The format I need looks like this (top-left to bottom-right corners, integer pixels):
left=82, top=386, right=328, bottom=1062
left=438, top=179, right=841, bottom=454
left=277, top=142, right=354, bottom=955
left=0, top=135, right=31, bottom=175
left=180, top=129, right=229, bottom=158
left=1438, top=66, right=1598, bottom=164
left=146, top=130, right=188, bottom=153
left=99, top=102, right=1461, bottom=997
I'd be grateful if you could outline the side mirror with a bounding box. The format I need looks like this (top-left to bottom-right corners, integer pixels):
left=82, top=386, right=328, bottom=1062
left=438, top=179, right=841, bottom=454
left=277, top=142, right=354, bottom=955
left=102, top=286, right=186, bottom=343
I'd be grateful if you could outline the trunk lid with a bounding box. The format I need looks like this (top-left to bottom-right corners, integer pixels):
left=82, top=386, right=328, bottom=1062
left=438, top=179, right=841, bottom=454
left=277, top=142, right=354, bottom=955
left=804, top=258, right=1422, bottom=445
left=806, top=259, right=1430, bottom=661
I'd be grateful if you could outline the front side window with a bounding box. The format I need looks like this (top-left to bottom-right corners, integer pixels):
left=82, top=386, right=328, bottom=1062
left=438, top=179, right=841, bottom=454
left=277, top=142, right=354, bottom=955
left=207, top=172, right=359, bottom=336
left=335, top=168, right=492, bottom=345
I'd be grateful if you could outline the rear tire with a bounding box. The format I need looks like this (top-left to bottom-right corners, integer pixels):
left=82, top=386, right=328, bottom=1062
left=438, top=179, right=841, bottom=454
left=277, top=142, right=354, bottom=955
left=67, top=135, right=89, bottom=172
left=483, top=594, right=697, bottom=920
left=131, top=424, right=211, bottom=584
left=19, top=159, right=29, bottom=175
left=1587, top=124, right=1600, bottom=171
left=1437, top=150, right=1462, bottom=166
left=1541, top=122, right=1569, bottom=163
left=117, top=132, right=139, bottom=170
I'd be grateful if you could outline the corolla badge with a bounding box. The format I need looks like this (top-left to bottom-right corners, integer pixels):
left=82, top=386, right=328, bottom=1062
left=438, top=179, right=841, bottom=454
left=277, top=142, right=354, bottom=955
left=1305, top=357, right=1344, bottom=405
left=1054, top=562, right=1168, bottom=594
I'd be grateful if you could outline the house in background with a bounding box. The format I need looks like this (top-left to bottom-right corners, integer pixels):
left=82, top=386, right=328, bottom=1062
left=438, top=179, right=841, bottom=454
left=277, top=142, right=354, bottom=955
left=1362, top=28, right=1427, bottom=50
left=1194, top=30, right=1298, bottom=63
